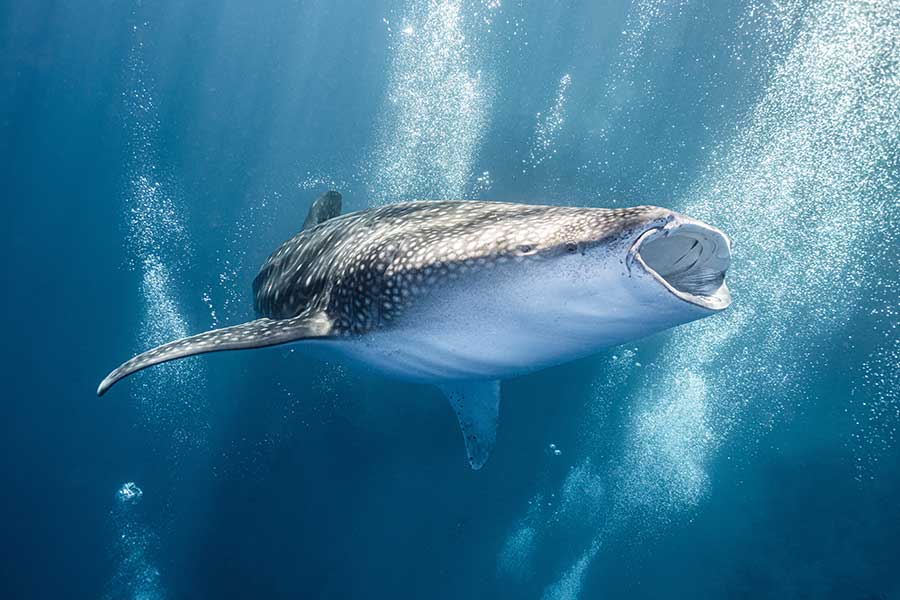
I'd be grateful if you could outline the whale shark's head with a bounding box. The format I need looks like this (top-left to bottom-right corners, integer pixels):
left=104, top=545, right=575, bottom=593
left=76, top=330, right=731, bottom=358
left=623, top=208, right=732, bottom=312
left=511, top=205, right=732, bottom=350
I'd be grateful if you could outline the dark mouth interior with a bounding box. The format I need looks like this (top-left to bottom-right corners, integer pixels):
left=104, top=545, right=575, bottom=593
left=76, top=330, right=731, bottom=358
left=638, top=225, right=731, bottom=300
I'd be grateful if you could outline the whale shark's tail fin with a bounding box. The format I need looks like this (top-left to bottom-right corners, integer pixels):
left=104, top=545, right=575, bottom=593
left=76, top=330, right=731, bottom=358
left=97, top=312, right=332, bottom=396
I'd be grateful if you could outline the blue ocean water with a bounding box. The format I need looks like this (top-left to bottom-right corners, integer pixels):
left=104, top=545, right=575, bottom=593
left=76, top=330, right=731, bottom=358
left=2, top=0, right=899, bottom=598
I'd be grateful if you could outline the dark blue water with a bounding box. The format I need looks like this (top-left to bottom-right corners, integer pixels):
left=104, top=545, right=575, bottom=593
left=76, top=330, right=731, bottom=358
left=3, top=1, right=899, bottom=598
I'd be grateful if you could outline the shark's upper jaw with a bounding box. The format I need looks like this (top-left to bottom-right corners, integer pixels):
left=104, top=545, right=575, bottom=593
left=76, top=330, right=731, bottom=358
left=628, top=215, right=732, bottom=311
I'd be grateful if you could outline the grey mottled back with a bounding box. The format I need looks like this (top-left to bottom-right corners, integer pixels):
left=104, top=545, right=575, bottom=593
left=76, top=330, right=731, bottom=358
left=253, top=201, right=661, bottom=335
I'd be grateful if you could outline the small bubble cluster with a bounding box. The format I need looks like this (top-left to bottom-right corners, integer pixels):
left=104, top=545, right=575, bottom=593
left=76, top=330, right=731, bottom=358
left=209, top=191, right=278, bottom=323
left=526, top=73, right=573, bottom=171
left=539, top=539, right=601, bottom=600
left=121, top=17, right=208, bottom=453
left=367, top=0, right=492, bottom=204
left=608, top=0, right=689, bottom=96
left=105, top=482, right=164, bottom=600
left=497, top=492, right=549, bottom=582
left=116, top=482, right=143, bottom=504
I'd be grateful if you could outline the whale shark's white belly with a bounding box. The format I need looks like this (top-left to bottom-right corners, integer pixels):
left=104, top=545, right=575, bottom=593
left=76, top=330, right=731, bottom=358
left=304, top=260, right=686, bottom=382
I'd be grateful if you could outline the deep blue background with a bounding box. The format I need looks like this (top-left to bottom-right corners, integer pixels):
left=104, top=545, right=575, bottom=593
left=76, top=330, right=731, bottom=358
left=2, top=1, right=898, bottom=598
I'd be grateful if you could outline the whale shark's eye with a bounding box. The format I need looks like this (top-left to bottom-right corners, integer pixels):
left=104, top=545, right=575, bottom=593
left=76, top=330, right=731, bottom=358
left=565, top=242, right=578, bottom=253
left=517, top=244, right=535, bottom=254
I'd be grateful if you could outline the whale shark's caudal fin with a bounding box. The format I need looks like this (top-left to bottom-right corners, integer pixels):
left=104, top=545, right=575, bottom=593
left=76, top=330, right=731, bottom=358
left=302, top=190, right=342, bottom=230
left=97, top=312, right=333, bottom=396
left=438, top=380, right=501, bottom=470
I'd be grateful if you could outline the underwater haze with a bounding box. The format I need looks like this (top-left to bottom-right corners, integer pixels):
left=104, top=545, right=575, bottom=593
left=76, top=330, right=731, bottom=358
left=3, top=0, right=899, bottom=598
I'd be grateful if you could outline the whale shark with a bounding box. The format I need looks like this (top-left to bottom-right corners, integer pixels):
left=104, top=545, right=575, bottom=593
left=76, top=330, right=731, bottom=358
left=99, top=191, right=732, bottom=468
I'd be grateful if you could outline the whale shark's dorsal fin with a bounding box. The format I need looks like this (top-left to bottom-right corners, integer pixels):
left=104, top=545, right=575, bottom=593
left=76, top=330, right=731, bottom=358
left=438, top=380, right=501, bottom=470
left=97, top=311, right=333, bottom=396
left=302, top=190, right=342, bottom=230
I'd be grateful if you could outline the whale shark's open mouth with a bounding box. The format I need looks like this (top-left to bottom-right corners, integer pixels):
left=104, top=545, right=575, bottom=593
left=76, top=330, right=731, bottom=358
left=631, top=220, right=732, bottom=311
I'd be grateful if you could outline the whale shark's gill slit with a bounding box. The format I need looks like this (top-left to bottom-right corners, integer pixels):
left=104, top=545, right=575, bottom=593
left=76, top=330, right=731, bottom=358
left=670, top=240, right=698, bottom=267
left=635, top=224, right=731, bottom=310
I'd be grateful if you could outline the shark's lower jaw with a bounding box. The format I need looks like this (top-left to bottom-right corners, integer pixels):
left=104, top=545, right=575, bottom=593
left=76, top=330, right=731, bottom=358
left=630, top=218, right=732, bottom=311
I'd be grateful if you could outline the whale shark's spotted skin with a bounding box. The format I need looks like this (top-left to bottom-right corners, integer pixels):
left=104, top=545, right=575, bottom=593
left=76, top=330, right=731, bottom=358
left=99, top=194, right=732, bottom=469
left=254, top=200, right=664, bottom=334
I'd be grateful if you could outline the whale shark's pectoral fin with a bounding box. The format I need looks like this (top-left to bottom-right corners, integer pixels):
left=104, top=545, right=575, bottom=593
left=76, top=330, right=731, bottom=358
left=302, top=190, right=342, bottom=230
left=438, top=380, right=501, bottom=470
left=97, top=312, right=332, bottom=396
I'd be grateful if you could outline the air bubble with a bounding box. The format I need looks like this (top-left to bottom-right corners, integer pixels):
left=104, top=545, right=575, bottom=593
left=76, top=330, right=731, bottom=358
left=116, top=482, right=143, bottom=504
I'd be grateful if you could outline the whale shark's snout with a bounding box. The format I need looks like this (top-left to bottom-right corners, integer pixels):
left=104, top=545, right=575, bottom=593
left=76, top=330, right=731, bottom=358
left=627, top=212, right=732, bottom=312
